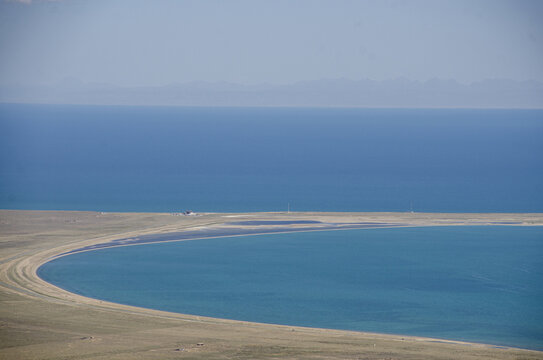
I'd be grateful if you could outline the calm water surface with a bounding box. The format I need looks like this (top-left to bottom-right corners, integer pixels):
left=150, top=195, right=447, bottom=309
left=2, top=105, right=542, bottom=212
left=38, top=226, right=543, bottom=350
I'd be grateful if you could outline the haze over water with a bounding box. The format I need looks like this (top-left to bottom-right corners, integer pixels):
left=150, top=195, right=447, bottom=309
left=3, top=1, right=543, bottom=357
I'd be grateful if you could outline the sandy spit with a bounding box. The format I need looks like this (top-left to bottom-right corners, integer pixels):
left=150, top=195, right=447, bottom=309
left=1, top=209, right=542, bottom=360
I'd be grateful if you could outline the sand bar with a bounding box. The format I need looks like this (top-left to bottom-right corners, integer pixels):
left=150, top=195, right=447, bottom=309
left=1, top=209, right=543, bottom=360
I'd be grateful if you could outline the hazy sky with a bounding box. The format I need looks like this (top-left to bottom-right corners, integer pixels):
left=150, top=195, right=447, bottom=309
left=1, top=0, right=542, bottom=86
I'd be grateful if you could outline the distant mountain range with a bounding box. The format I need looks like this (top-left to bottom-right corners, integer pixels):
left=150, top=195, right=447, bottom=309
left=1, top=78, right=542, bottom=108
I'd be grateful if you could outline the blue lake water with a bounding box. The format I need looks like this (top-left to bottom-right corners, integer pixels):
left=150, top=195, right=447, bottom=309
left=38, top=226, right=543, bottom=350
left=1, top=104, right=543, bottom=212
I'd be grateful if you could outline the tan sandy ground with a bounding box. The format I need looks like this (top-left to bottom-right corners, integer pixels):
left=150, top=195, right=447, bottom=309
left=1, top=209, right=543, bottom=360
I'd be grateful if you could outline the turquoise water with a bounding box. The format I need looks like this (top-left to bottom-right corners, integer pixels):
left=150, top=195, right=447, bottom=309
left=2, top=105, right=543, bottom=212
left=38, top=226, right=543, bottom=350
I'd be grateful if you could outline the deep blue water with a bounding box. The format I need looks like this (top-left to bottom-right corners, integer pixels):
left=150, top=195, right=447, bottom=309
left=38, top=226, right=543, bottom=350
left=1, top=104, right=542, bottom=212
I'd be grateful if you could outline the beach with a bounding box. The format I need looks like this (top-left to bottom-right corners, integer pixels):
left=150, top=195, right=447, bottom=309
left=1, top=209, right=543, bottom=360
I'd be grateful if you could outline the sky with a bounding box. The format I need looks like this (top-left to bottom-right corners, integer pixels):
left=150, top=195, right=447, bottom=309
left=1, top=0, right=542, bottom=87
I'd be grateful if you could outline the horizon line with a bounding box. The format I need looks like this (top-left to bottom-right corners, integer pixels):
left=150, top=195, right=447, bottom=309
left=2, top=102, right=543, bottom=111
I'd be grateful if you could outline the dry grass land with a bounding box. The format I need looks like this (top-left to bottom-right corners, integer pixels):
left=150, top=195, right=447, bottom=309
left=1, top=210, right=542, bottom=360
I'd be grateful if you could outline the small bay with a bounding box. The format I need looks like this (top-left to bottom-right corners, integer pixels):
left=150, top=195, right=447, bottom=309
left=38, top=226, right=543, bottom=350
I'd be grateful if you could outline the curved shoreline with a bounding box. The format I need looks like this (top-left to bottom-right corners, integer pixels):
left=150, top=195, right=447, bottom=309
left=33, top=222, right=541, bottom=349
left=37, top=225, right=542, bottom=351
left=2, top=210, right=543, bottom=359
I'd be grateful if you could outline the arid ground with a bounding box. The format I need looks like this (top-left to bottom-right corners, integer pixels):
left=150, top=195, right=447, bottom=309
left=1, top=210, right=542, bottom=360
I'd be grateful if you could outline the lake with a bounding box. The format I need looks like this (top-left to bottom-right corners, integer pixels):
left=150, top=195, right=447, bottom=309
left=38, top=226, right=543, bottom=350
left=1, top=105, right=542, bottom=212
